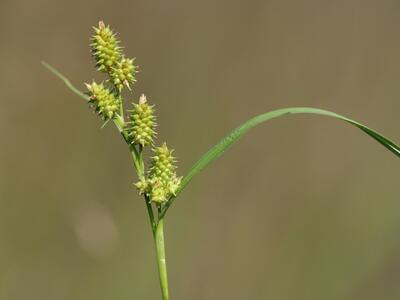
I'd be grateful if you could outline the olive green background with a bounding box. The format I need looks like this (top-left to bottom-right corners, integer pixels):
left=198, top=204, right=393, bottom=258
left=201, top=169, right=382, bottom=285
left=1, top=0, right=399, bottom=299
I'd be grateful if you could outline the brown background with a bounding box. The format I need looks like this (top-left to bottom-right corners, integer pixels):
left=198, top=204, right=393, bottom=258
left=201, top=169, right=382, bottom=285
left=1, top=0, right=399, bottom=299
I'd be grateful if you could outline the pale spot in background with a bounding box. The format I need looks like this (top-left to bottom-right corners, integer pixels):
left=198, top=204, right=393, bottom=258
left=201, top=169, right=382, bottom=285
left=74, top=202, right=119, bottom=257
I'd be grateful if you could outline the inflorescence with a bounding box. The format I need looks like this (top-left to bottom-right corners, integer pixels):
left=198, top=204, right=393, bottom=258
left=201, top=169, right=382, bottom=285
left=136, top=143, right=181, bottom=204
left=86, top=21, right=181, bottom=204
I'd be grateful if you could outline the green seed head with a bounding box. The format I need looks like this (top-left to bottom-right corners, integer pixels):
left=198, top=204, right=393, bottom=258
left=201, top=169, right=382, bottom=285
left=110, top=57, right=137, bottom=91
left=85, top=81, right=120, bottom=120
left=91, top=21, right=122, bottom=73
left=135, top=178, right=150, bottom=195
left=148, top=178, right=167, bottom=204
left=147, top=143, right=181, bottom=204
left=149, top=143, right=176, bottom=184
left=127, top=94, right=157, bottom=147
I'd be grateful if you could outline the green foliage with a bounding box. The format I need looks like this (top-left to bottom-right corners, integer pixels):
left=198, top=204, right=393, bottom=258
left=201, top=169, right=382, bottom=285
left=42, top=21, right=399, bottom=300
left=160, top=107, right=399, bottom=216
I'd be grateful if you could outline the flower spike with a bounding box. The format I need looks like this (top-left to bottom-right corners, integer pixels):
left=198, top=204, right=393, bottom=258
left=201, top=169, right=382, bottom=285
left=85, top=81, right=120, bottom=120
left=136, top=143, right=181, bottom=204
left=90, top=21, right=122, bottom=73
left=110, top=57, right=137, bottom=91
left=127, top=94, right=157, bottom=147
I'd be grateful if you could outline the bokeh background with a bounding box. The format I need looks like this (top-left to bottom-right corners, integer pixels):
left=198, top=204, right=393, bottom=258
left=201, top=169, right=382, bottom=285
left=1, top=0, right=399, bottom=299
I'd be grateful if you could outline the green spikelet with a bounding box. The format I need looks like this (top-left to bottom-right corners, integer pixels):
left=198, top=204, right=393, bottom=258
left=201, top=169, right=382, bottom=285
left=148, top=179, right=167, bottom=203
left=110, top=57, right=137, bottom=91
left=135, top=178, right=150, bottom=195
left=85, top=82, right=120, bottom=120
left=146, top=143, right=182, bottom=204
left=127, top=94, right=156, bottom=147
left=91, top=21, right=122, bottom=72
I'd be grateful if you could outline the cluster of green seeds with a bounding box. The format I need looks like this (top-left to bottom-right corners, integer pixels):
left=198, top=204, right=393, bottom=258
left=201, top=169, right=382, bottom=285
left=111, top=57, right=137, bottom=91
left=85, top=21, right=180, bottom=204
left=86, top=21, right=137, bottom=120
left=90, top=21, right=122, bottom=72
left=127, top=94, right=157, bottom=147
left=136, top=143, right=181, bottom=204
left=85, top=82, right=121, bottom=119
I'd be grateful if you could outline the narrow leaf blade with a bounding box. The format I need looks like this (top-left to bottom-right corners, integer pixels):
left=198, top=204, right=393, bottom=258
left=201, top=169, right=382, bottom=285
left=41, top=63, right=399, bottom=216
left=161, top=107, right=399, bottom=216
left=42, top=61, right=89, bottom=101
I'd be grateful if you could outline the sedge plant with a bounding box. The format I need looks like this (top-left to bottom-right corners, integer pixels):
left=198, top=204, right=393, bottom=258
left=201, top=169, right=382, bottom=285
left=43, top=21, right=400, bottom=300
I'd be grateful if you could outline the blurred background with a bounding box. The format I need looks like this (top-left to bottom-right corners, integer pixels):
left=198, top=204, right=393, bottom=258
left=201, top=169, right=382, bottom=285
left=0, top=0, right=399, bottom=299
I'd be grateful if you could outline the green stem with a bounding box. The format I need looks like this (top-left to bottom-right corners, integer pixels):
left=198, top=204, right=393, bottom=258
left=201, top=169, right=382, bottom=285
left=130, top=145, right=144, bottom=178
left=130, top=144, right=168, bottom=299
left=154, top=218, right=169, bottom=300
left=130, top=145, right=156, bottom=232
left=145, top=195, right=156, bottom=232
left=42, top=62, right=171, bottom=299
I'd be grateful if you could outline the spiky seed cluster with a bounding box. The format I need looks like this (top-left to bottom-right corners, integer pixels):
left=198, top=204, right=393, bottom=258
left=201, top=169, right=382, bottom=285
left=91, top=21, right=137, bottom=92
left=86, top=22, right=181, bottom=205
left=128, top=94, right=156, bottom=146
left=111, top=57, right=137, bottom=91
left=85, top=82, right=120, bottom=120
left=136, top=143, right=181, bottom=204
left=149, top=143, right=179, bottom=187
left=91, top=21, right=122, bottom=72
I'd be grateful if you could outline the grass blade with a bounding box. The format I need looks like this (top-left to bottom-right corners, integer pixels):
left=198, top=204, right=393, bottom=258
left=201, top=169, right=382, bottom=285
left=42, top=61, right=89, bottom=101
left=41, top=63, right=399, bottom=216
left=161, top=107, right=399, bottom=217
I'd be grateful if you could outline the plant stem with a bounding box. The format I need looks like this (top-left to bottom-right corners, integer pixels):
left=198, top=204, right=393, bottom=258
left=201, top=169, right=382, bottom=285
left=153, top=218, right=169, bottom=300
left=114, top=102, right=170, bottom=299
left=130, top=145, right=144, bottom=178
left=145, top=195, right=156, bottom=232
left=130, top=142, right=169, bottom=299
